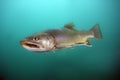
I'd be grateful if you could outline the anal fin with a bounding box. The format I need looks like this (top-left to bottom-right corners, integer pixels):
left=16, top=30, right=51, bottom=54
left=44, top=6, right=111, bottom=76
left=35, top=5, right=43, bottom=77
left=74, top=40, right=92, bottom=47
left=86, top=40, right=92, bottom=47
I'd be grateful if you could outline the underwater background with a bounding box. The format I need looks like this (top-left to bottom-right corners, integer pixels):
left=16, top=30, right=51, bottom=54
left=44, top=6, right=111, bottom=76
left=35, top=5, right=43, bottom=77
left=0, top=0, right=120, bottom=80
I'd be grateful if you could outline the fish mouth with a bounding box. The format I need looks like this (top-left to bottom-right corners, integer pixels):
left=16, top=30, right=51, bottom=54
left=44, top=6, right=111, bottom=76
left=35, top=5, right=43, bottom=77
left=20, top=40, right=39, bottom=48
left=25, top=43, right=39, bottom=48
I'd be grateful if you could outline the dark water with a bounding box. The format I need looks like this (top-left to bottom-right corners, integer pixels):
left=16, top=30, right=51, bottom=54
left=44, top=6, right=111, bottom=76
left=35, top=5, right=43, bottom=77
left=0, top=0, right=120, bottom=80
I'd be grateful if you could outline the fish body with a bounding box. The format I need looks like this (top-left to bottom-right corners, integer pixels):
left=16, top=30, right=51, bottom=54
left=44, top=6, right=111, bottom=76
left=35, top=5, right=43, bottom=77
left=20, top=23, right=102, bottom=52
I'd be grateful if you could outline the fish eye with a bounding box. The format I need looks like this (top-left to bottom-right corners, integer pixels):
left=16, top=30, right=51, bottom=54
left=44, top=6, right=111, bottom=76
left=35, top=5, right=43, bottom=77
left=33, top=37, right=38, bottom=41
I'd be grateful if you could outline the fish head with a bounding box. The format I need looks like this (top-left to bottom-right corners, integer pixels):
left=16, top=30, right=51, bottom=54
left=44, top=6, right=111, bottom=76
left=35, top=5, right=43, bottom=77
left=20, top=33, right=55, bottom=52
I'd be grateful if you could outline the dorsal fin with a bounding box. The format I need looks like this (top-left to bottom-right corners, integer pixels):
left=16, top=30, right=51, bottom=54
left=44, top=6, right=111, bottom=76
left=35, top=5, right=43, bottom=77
left=64, top=23, right=77, bottom=31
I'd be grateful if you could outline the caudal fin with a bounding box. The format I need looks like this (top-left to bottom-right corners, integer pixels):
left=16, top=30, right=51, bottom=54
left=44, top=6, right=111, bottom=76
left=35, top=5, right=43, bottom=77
left=90, top=24, right=102, bottom=39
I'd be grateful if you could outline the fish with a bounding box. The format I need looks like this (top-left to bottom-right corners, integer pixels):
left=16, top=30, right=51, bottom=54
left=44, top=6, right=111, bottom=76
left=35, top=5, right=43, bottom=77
left=20, top=23, right=102, bottom=52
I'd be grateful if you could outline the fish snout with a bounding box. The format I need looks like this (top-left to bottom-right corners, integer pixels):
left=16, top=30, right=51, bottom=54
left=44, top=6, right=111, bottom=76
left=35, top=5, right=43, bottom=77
left=20, top=40, right=26, bottom=45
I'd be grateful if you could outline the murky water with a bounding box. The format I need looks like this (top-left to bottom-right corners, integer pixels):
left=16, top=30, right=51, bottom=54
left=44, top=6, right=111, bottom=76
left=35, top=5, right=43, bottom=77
left=0, top=0, right=120, bottom=80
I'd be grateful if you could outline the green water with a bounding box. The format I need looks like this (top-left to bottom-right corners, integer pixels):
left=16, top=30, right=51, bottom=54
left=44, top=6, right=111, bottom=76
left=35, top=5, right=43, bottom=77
left=1, top=0, right=120, bottom=80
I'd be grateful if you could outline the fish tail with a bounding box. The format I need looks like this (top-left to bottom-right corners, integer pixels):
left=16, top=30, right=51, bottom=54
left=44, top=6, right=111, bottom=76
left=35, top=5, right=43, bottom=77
left=90, top=24, right=102, bottom=39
